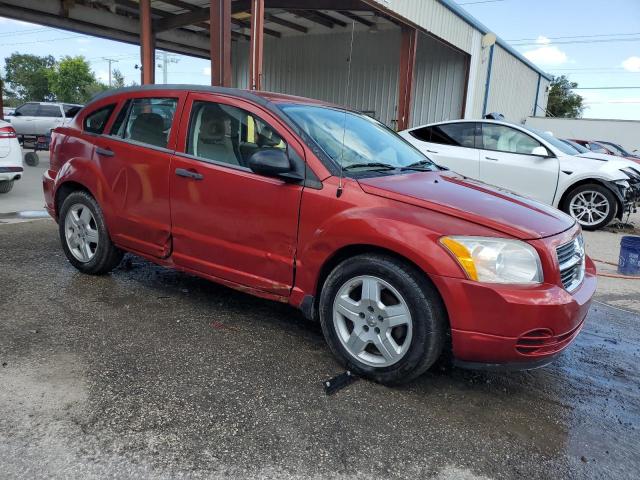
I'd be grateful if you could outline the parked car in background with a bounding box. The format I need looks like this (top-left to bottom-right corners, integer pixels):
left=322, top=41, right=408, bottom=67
left=596, top=140, right=640, bottom=162
left=7, top=102, right=82, bottom=137
left=400, top=120, right=640, bottom=230
left=43, top=85, right=596, bottom=384
left=0, top=120, right=23, bottom=193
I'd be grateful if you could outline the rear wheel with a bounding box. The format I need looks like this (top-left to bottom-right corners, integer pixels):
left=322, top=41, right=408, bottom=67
left=0, top=180, right=14, bottom=194
left=58, top=191, right=123, bottom=274
left=24, top=152, right=39, bottom=167
left=562, top=183, right=616, bottom=230
left=319, top=254, right=447, bottom=385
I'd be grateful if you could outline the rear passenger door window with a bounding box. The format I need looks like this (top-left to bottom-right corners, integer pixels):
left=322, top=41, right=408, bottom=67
left=186, top=100, right=286, bottom=168
left=112, top=97, right=178, bottom=149
left=430, top=123, right=477, bottom=148
left=83, top=105, right=115, bottom=134
left=36, top=105, right=62, bottom=118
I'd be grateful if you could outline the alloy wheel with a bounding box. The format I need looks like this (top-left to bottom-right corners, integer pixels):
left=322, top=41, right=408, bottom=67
left=569, top=190, right=610, bottom=227
left=64, top=203, right=99, bottom=263
left=333, top=275, right=413, bottom=367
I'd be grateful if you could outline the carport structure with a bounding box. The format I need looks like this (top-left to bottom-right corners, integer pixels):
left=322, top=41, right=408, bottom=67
left=0, top=0, right=473, bottom=129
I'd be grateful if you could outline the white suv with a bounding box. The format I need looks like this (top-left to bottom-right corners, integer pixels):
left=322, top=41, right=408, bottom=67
left=400, top=119, right=640, bottom=230
left=7, top=102, right=82, bottom=136
left=0, top=120, right=23, bottom=194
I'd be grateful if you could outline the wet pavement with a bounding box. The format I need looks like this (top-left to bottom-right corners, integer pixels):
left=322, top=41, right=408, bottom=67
left=1, top=220, right=639, bottom=479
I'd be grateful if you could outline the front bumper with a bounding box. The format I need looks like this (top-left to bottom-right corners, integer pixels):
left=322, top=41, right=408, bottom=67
left=431, top=256, right=596, bottom=367
left=0, top=166, right=24, bottom=181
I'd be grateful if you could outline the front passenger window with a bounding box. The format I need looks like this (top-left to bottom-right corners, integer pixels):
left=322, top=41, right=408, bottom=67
left=186, top=101, right=287, bottom=168
left=481, top=124, right=543, bottom=155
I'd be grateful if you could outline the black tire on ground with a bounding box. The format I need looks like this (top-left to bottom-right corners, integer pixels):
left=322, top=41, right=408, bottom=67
left=0, top=180, right=14, bottom=194
left=24, top=151, right=39, bottom=167
left=58, top=190, right=124, bottom=275
left=561, top=183, right=617, bottom=231
left=319, top=253, right=447, bottom=385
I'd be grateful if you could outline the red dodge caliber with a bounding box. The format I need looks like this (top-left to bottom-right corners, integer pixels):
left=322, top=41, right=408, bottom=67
left=43, top=86, right=596, bottom=384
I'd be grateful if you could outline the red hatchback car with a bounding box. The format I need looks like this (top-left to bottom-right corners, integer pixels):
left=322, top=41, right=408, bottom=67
left=43, top=86, right=596, bottom=384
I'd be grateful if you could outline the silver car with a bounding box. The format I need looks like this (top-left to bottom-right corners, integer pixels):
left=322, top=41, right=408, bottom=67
left=7, top=102, right=82, bottom=136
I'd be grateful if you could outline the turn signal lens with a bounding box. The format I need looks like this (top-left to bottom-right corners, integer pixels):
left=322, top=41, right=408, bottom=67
left=440, top=236, right=543, bottom=284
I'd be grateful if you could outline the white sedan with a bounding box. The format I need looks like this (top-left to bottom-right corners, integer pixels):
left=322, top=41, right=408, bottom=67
left=0, top=120, right=24, bottom=194
left=400, top=119, right=640, bottom=230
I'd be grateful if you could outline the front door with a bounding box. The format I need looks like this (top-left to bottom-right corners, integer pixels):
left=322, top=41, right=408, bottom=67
left=10, top=103, right=38, bottom=135
left=169, top=93, right=304, bottom=295
left=478, top=123, right=559, bottom=204
left=92, top=94, right=184, bottom=257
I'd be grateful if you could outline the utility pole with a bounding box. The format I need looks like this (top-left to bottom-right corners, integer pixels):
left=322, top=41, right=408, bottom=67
left=102, top=57, right=119, bottom=87
left=158, top=51, right=179, bottom=84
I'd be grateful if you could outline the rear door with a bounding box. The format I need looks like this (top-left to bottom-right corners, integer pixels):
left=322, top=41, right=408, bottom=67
left=169, top=92, right=304, bottom=295
left=405, top=122, right=480, bottom=178
left=478, top=123, right=559, bottom=204
left=10, top=103, right=38, bottom=135
left=91, top=93, right=185, bottom=257
left=34, top=104, right=64, bottom=135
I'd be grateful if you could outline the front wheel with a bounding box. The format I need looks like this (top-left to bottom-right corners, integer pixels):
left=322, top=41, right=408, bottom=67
left=562, top=183, right=617, bottom=230
left=319, top=254, right=447, bottom=385
left=0, top=180, right=14, bottom=194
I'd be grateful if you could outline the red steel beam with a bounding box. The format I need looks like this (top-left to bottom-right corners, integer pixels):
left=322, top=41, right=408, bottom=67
left=249, top=0, right=265, bottom=90
left=210, top=0, right=232, bottom=87
left=139, top=0, right=155, bottom=84
left=397, top=26, right=417, bottom=131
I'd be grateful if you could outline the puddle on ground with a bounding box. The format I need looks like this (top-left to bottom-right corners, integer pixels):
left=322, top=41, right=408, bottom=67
left=0, top=210, right=50, bottom=220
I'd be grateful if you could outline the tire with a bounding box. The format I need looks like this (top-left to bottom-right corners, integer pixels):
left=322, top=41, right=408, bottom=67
left=24, top=151, right=39, bottom=167
left=561, top=183, right=617, bottom=231
left=58, top=190, right=123, bottom=275
left=0, top=180, right=14, bottom=194
left=319, top=253, right=447, bottom=385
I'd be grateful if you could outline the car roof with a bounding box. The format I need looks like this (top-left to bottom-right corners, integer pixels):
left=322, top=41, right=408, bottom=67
left=89, top=84, right=336, bottom=109
left=405, top=118, right=524, bottom=131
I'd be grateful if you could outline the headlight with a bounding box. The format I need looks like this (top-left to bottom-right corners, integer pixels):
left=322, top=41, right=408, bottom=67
left=440, top=236, right=543, bottom=284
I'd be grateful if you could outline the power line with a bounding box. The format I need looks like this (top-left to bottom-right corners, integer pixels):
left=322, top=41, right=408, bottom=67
left=457, top=0, right=505, bottom=5
left=507, top=32, right=640, bottom=42
left=572, top=86, right=640, bottom=90
left=512, top=37, right=640, bottom=46
left=0, top=34, right=89, bottom=46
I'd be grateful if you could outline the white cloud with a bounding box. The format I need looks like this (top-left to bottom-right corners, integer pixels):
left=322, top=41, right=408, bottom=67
left=536, top=35, right=551, bottom=45
left=621, top=56, right=640, bottom=72
left=96, top=70, right=109, bottom=83
left=76, top=37, right=91, bottom=44
left=202, top=67, right=211, bottom=76
left=523, top=45, right=568, bottom=66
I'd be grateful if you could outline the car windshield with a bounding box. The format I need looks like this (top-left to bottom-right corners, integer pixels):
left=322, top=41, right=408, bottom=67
left=279, top=104, right=436, bottom=173
left=522, top=126, right=577, bottom=155
left=560, top=139, right=589, bottom=154
left=598, top=141, right=629, bottom=156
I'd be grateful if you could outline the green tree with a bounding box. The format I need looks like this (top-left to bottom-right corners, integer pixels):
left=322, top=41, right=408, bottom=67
left=4, top=53, right=55, bottom=101
left=48, top=56, right=96, bottom=103
left=546, top=75, right=585, bottom=118
left=112, top=68, right=125, bottom=89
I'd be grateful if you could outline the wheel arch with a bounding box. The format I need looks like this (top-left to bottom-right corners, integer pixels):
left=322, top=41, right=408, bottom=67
left=558, top=178, right=624, bottom=220
left=54, top=181, right=94, bottom=217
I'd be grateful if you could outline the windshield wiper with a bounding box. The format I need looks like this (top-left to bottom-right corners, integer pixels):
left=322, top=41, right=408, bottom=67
left=343, top=162, right=396, bottom=171
left=400, top=160, right=436, bottom=171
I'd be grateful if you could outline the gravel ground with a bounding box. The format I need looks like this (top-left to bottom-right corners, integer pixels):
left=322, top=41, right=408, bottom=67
left=1, top=220, right=639, bottom=479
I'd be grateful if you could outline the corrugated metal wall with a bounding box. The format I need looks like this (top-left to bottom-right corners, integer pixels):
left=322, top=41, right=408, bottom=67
left=233, top=30, right=401, bottom=127
left=410, top=32, right=468, bottom=127
left=368, top=0, right=474, bottom=54
left=483, top=45, right=543, bottom=123
left=233, top=29, right=468, bottom=129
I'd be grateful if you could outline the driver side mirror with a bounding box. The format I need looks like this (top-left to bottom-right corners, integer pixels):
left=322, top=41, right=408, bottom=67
left=248, top=149, right=303, bottom=182
left=531, top=146, right=552, bottom=157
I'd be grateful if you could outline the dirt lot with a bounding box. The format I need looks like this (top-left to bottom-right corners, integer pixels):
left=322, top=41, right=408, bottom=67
left=1, top=219, right=639, bottom=480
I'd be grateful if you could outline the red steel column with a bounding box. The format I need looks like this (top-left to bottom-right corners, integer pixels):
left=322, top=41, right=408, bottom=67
left=210, top=0, right=232, bottom=87
left=139, top=0, right=155, bottom=85
left=249, top=0, right=264, bottom=90
left=397, top=27, right=417, bottom=131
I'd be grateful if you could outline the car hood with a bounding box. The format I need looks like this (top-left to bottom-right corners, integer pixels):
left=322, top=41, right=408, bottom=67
left=358, top=171, right=575, bottom=240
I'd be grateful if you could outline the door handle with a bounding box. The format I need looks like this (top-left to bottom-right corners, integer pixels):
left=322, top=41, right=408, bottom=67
left=175, top=168, right=204, bottom=180
left=426, top=149, right=439, bottom=154
left=96, top=147, right=114, bottom=157
left=485, top=156, right=499, bottom=161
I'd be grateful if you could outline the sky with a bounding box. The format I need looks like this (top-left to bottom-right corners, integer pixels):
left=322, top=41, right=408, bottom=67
left=0, top=0, right=639, bottom=120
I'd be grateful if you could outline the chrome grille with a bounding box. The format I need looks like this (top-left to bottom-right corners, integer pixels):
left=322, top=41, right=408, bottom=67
left=556, top=235, right=585, bottom=292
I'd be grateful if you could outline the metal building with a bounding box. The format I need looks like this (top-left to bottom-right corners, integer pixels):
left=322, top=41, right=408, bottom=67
left=0, top=0, right=551, bottom=129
